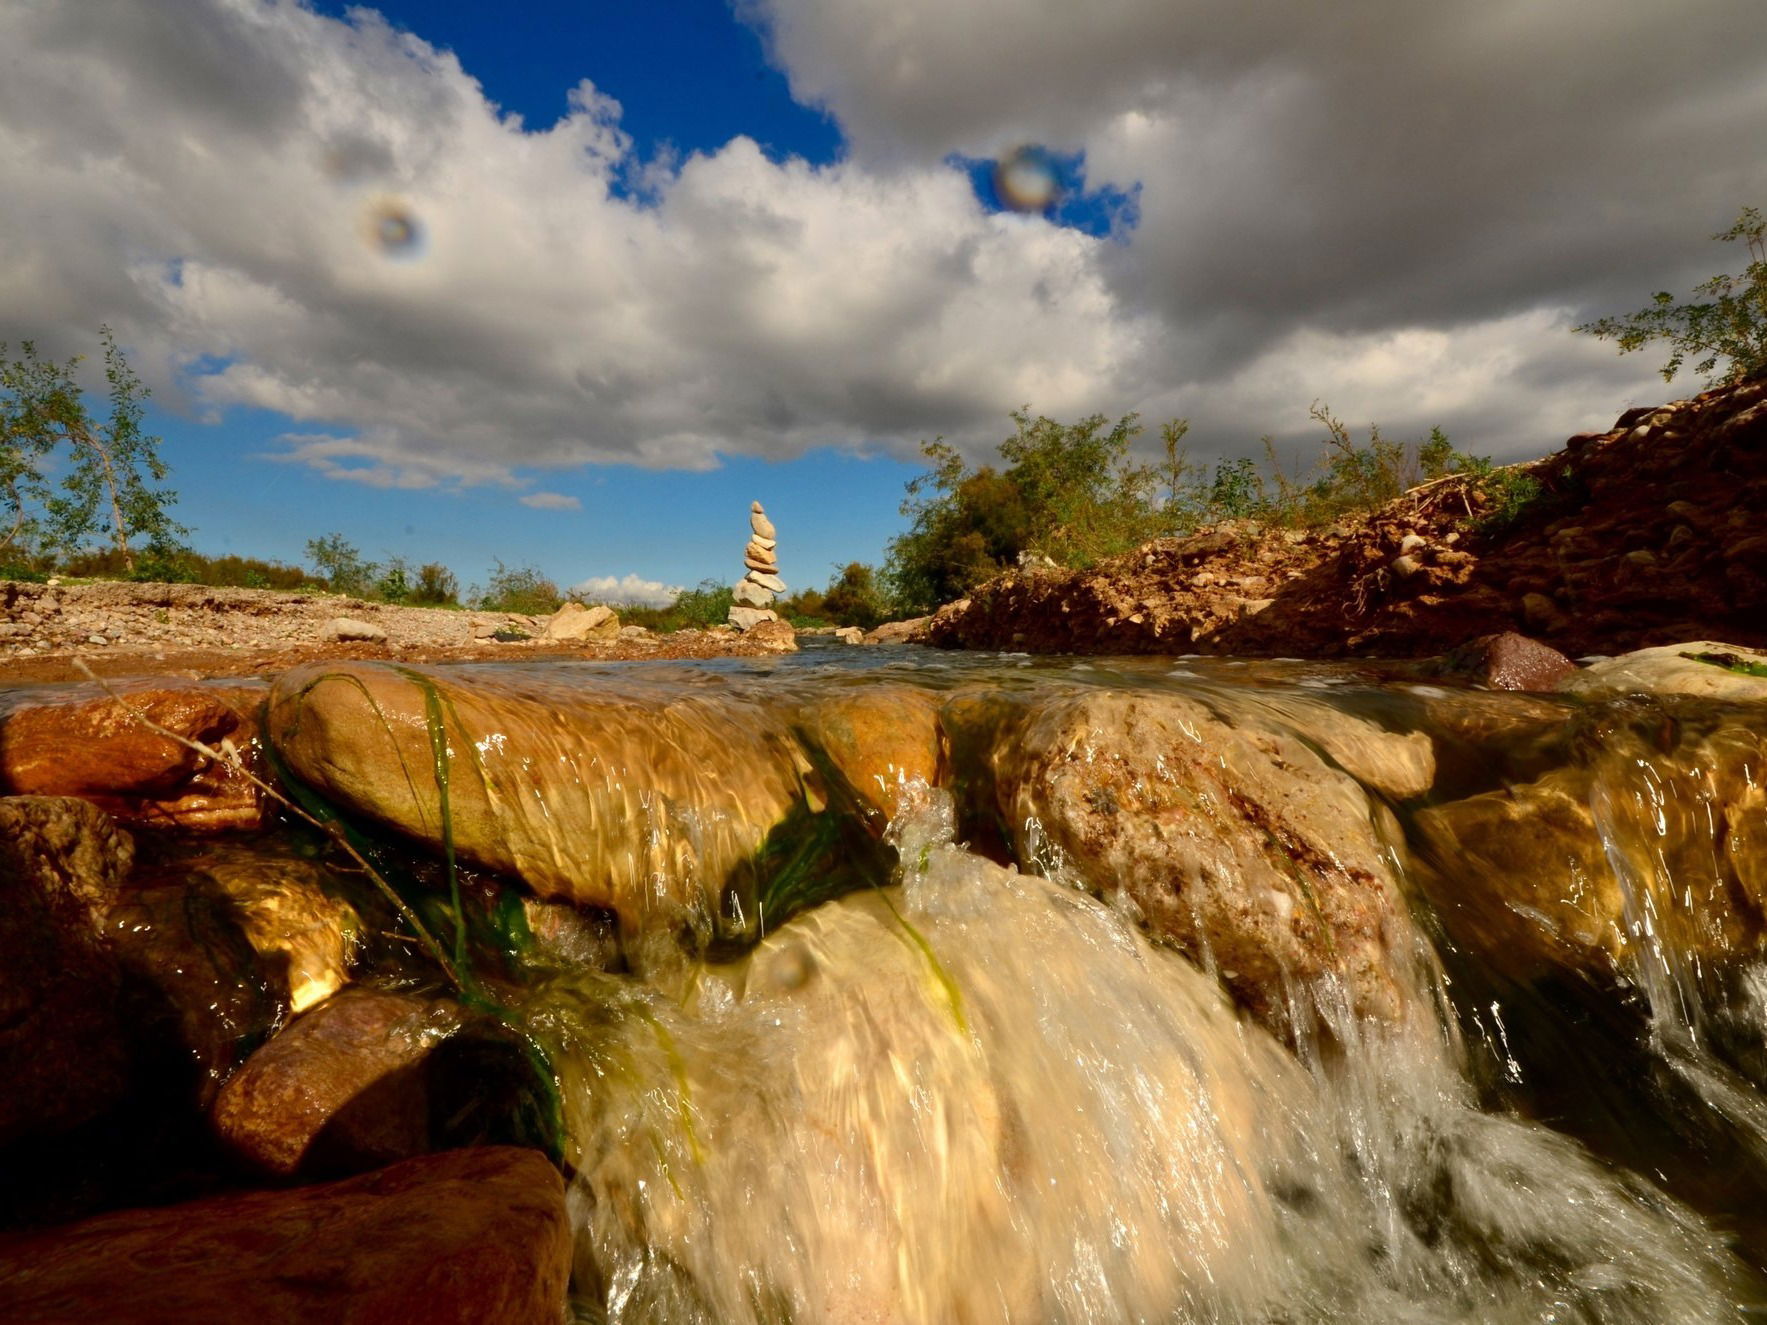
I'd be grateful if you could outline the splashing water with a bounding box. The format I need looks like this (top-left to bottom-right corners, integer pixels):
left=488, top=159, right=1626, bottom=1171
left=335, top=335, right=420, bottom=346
left=525, top=790, right=1748, bottom=1323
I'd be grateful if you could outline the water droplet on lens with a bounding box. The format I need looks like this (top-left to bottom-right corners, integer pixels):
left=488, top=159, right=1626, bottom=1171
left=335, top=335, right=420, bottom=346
left=993, top=146, right=1062, bottom=214
left=362, top=198, right=424, bottom=259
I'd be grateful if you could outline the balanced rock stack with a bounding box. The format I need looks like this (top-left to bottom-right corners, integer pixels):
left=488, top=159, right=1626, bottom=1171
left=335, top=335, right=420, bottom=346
left=728, top=501, right=786, bottom=630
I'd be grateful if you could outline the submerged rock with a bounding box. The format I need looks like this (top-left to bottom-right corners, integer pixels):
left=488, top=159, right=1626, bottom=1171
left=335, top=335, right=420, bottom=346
left=0, top=1146, right=571, bottom=1325
left=794, top=684, right=944, bottom=825
left=0, top=797, right=133, bottom=1144
left=212, top=986, right=464, bottom=1178
left=266, top=662, right=811, bottom=948
left=965, top=687, right=1419, bottom=1030
left=0, top=682, right=267, bottom=830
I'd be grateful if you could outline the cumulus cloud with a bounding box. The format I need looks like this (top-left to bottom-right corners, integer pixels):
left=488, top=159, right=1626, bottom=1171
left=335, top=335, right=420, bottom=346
left=519, top=491, right=583, bottom=510
left=0, top=0, right=1151, bottom=488
left=1, top=0, right=1762, bottom=494
left=571, top=573, right=682, bottom=608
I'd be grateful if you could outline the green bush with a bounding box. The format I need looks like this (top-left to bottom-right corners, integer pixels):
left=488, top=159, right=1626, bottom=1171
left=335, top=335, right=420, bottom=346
left=474, top=560, right=562, bottom=615
left=820, top=562, right=890, bottom=629
left=1578, top=206, right=1767, bottom=385
left=305, top=532, right=377, bottom=597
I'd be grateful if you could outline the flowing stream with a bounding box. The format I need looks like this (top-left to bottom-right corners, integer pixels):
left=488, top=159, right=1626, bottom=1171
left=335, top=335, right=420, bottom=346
left=75, top=642, right=1767, bottom=1320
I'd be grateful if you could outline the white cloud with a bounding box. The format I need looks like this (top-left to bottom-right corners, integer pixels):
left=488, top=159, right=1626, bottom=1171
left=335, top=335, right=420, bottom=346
left=519, top=491, right=582, bottom=510
left=571, top=573, right=683, bottom=607
left=0, top=0, right=1761, bottom=497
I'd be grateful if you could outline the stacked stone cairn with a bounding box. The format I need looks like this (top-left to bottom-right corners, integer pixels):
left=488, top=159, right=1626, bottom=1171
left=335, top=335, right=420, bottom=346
left=728, top=501, right=786, bottom=630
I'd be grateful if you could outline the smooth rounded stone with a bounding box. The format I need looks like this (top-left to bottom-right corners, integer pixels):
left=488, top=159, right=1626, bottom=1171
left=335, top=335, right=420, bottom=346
left=746, top=570, right=787, bottom=594
left=1432, top=631, right=1577, bottom=692
left=541, top=601, right=619, bottom=642
left=833, top=625, right=865, bottom=644
left=323, top=616, right=388, bottom=645
left=212, top=987, right=465, bottom=1178
left=749, top=533, right=776, bottom=552
left=0, top=1146, right=572, bottom=1325
left=742, top=538, right=775, bottom=564
left=971, top=688, right=1418, bottom=1031
left=794, top=685, right=943, bottom=825
left=0, top=681, right=267, bottom=830
left=750, top=511, right=777, bottom=541
left=0, top=797, right=133, bottom=1144
left=727, top=605, right=780, bottom=631
left=108, top=842, right=363, bottom=1095
left=266, top=662, right=810, bottom=946
left=742, top=619, right=798, bottom=653
left=731, top=579, right=773, bottom=608
left=1561, top=641, right=1767, bottom=702
left=1413, top=711, right=1767, bottom=982
left=742, top=553, right=780, bottom=574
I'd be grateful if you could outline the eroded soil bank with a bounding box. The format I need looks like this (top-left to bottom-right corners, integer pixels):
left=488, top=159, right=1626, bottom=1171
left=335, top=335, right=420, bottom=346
left=929, top=376, right=1767, bottom=659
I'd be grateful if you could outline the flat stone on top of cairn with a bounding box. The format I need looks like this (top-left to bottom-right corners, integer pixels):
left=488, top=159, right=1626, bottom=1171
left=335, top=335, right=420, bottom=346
left=729, top=501, right=785, bottom=631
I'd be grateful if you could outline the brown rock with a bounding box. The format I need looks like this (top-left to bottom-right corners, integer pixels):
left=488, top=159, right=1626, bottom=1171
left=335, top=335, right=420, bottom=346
left=541, top=601, right=619, bottom=642
left=863, top=616, right=932, bottom=645
left=973, top=688, right=1417, bottom=1032
left=212, top=987, right=465, bottom=1177
left=1435, top=632, right=1578, bottom=691
left=0, top=683, right=266, bottom=829
left=0, top=797, right=133, bottom=1143
left=743, top=553, right=781, bottom=574
left=796, top=686, right=944, bottom=825
left=744, top=618, right=799, bottom=653
left=0, top=1147, right=572, bottom=1325
left=751, top=511, right=777, bottom=541
left=266, top=662, right=809, bottom=946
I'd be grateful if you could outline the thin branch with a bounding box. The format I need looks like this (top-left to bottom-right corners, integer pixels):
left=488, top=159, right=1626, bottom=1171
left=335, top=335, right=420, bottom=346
left=71, top=660, right=463, bottom=990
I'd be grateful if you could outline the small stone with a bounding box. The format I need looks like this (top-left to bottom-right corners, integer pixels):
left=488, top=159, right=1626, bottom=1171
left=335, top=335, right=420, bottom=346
left=750, top=500, right=764, bottom=514
left=1666, top=500, right=1700, bottom=519
left=833, top=626, right=865, bottom=645
left=744, top=619, right=798, bottom=652
left=1435, top=632, right=1577, bottom=692
left=743, top=554, right=780, bottom=575
left=750, top=512, right=777, bottom=541
left=1390, top=554, right=1423, bottom=578
left=747, top=571, right=786, bottom=594
left=324, top=617, right=387, bottom=644
left=1399, top=533, right=1426, bottom=556
left=87, top=634, right=107, bottom=646
left=750, top=534, right=777, bottom=551
left=541, top=602, right=619, bottom=642
left=1666, top=524, right=1696, bottom=551
left=732, top=579, right=773, bottom=608
left=1623, top=549, right=1657, bottom=567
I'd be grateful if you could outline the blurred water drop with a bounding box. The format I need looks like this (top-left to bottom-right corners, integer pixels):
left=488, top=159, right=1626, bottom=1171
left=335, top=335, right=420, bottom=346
left=993, top=145, right=1062, bottom=213
left=362, top=198, right=424, bottom=259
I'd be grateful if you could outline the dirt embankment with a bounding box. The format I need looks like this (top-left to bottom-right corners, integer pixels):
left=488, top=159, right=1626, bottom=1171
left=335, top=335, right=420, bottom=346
left=929, top=376, right=1767, bottom=659
left=0, top=580, right=783, bottom=684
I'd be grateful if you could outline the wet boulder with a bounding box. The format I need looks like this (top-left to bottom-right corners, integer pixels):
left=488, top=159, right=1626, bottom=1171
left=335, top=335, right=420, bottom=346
left=211, top=986, right=464, bottom=1178
left=107, top=842, right=363, bottom=1097
left=0, top=797, right=134, bottom=1143
left=1561, top=640, right=1767, bottom=703
left=970, top=688, right=1419, bottom=1030
left=0, top=682, right=267, bottom=830
left=266, top=662, right=810, bottom=946
left=793, top=683, right=945, bottom=825
left=0, top=1146, right=571, bottom=1325
left=1432, top=631, right=1578, bottom=692
left=1413, top=707, right=1767, bottom=982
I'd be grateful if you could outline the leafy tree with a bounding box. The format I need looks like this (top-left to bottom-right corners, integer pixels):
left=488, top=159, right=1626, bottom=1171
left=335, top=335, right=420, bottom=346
left=410, top=561, right=460, bottom=606
left=820, top=562, right=890, bottom=629
left=305, top=532, right=378, bottom=596
left=1, top=326, right=183, bottom=571
left=1577, top=206, right=1767, bottom=385
left=474, top=560, right=562, bottom=615
left=885, top=410, right=1168, bottom=612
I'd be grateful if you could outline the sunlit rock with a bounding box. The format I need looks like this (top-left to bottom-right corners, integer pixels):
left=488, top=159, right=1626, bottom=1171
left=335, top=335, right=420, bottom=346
left=0, top=682, right=267, bottom=830
left=1415, top=703, right=1767, bottom=983
left=266, top=662, right=810, bottom=947
left=542, top=601, right=619, bottom=642
left=966, top=687, right=1419, bottom=1029
left=108, top=842, right=363, bottom=1095
left=0, top=796, right=133, bottom=1143
left=793, top=684, right=944, bottom=825
left=212, top=986, right=464, bottom=1178
left=0, top=1147, right=571, bottom=1325
left=1563, top=640, right=1767, bottom=702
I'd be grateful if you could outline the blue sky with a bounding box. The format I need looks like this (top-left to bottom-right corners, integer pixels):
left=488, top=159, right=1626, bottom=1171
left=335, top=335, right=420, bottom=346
left=4, top=0, right=1762, bottom=604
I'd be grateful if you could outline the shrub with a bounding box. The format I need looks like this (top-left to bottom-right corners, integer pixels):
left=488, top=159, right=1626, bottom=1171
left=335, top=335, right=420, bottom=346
left=820, top=562, right=890, bottom=629
left=475, top=560, right=562, bottom=615
left=410, top=562, right=460, bottom=606
left=305, top=533, right=377, bottom=596
left=1577, top=206, right=1767, bottom=385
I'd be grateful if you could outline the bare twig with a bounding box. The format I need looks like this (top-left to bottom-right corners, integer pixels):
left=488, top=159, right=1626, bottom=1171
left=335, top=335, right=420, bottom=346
left=71, top=660, right=462, bottom=989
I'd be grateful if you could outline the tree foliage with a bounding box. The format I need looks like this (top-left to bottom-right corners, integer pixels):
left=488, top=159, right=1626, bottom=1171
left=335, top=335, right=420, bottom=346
left=820, top=561, right=890, bottom=629
left=1578, top=206, right=1767, bottom=385
left=0, top=326, right=183, bottom=571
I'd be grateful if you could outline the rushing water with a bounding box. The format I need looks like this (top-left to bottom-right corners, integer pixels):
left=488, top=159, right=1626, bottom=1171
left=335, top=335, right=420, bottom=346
left=37, top=640, right=1767, bottom=1319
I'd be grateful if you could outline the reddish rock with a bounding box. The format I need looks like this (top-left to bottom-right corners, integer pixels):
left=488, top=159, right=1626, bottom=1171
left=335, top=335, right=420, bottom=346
left=0, top=1147, right=572, bottom=1325
left=0, top=797, right=134, bottom=1143
left=212, top=987, right=464, bottom=1178
left=0, top=683, right=267, bottom=829
left=1434, top=632, right=1578, bottom=691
